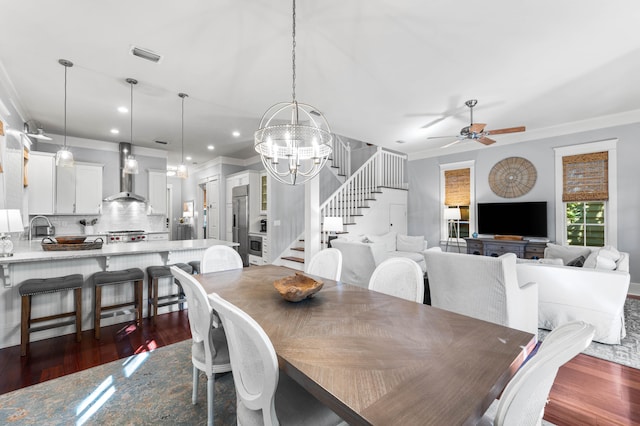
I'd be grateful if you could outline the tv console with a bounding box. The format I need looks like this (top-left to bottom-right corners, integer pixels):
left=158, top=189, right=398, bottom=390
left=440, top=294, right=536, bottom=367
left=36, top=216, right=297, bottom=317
left=464, top=237, right=549, bottom=259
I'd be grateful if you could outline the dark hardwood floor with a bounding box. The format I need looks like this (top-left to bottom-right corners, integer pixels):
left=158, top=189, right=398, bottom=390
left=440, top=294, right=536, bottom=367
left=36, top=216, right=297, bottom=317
left=1, top=310, right=638, bottom=425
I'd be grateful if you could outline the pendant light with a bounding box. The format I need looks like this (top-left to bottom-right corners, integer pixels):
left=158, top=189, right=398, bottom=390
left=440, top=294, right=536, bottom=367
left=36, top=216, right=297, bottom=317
left=123, top=78, right=139, bottom=174
left=56, top=59, right=74, bottom=167
left=254, top=0, right=333, bottom=186
left=177, top=93, right=188, bottom=179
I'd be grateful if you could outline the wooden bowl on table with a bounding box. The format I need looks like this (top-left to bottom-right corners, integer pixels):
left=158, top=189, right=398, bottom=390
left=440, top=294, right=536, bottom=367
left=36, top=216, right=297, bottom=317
left=273, top=272, right=323, bottom=302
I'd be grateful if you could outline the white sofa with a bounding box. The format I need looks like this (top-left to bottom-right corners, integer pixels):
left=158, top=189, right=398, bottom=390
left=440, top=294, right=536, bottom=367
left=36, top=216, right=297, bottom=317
left=516, top=244, right=630, bottom=344
left=331, top=232, right=427, bottom=288
left=425, top=248, right=539, bottom=337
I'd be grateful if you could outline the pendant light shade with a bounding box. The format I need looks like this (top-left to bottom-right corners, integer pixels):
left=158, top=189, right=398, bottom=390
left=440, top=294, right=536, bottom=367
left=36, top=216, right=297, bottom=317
left=254, top=0, right=332, bottom=185
left=123, top=78, right=139, bottom=175
left=56, top=59, right=74, bottom=167
left=177, top=93, right=188, bottom=179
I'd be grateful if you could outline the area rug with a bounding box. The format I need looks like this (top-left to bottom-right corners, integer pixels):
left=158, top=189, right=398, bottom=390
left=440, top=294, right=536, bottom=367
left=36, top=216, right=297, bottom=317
left=538, top=297, right=640, bottom=370
left=0, top=340, right=236, bottom=425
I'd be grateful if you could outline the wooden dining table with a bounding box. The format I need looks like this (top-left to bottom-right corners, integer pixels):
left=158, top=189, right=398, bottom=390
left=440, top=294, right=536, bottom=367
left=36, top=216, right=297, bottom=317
left=196, top=264, right=535, bottom=426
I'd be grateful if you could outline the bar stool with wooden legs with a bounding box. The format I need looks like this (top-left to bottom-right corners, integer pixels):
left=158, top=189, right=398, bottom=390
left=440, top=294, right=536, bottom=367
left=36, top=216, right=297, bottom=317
left=19, top=274, right=84, bottom=356
left=91, top=268, right=144, bottom=339
left=146, top=263, right=193, bottom=325
left=188, top=260, right=200, bottom=274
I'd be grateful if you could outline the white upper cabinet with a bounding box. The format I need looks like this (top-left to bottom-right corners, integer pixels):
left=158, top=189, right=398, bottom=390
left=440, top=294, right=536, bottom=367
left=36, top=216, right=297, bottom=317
left=27, top=152, right=56, bottom=215
left=55, top=162, right=103, bottom=214
left=147, top=169, right=167, bottom=215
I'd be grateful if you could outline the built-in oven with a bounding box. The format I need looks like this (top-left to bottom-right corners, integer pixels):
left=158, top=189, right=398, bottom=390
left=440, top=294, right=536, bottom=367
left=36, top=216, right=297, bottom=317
left=248, top=235, right=263, bottom=257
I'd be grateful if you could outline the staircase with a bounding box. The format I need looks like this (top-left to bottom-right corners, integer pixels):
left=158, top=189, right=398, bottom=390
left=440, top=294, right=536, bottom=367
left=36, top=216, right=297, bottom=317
left=278, top=147, right=408, bottom=270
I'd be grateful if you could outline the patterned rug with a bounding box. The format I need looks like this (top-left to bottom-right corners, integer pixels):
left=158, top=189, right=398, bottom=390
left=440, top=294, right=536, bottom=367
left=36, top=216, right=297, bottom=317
left=538, top=297, right=640, bottom=370
left=0, top=340, right=236, bottom=425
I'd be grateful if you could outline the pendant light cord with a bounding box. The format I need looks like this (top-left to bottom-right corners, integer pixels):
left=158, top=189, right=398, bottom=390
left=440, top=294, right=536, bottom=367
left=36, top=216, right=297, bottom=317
left=291, top=0, right=296, bottom=103
left=181, top=96, right=184, bottom=162
left=130, top=81, right=133, bottom=145
left=63, top=64, right=68, bottom=148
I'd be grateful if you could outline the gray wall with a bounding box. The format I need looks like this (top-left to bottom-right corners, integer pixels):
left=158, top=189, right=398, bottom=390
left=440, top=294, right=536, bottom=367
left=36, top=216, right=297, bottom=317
left=407, top=122, right=640, bottom=283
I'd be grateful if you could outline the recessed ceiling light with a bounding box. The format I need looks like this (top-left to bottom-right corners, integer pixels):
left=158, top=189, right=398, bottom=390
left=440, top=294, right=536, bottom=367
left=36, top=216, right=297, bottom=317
left=232, top=131, right=240, bottom=137
left=186, top=156, right=192, bottom=161
left=207, top=145, right=214, bottom=150
left=110, top=129, right=119, bottom=134
left=117, top=106, right=128, bottom=113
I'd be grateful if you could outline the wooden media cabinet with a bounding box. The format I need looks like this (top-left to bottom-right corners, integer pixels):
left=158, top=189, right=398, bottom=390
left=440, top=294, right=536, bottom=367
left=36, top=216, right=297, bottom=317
left=464, top=237, right=549, bottom=259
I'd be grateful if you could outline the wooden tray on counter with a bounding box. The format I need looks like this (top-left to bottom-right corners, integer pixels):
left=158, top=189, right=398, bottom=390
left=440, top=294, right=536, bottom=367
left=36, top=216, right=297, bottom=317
left=41, top=237, right=104, bottom=251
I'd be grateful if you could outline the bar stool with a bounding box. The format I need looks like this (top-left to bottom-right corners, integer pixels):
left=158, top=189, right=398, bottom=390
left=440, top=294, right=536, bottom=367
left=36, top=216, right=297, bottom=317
left=19, top=274, right=84, bottom=356
left=147, top=263, right=193, bottom=325
left=188, top=260, right=200, bottom=274
left=91, top=268, right=144, bottom=339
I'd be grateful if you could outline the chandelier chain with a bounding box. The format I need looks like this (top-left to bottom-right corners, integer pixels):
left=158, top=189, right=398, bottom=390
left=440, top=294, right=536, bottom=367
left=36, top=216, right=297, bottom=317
left=291, top=0, right=296, bottom=102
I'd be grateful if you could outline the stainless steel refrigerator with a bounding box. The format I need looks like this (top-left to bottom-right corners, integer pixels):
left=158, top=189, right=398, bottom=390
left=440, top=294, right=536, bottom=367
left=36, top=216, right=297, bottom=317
left=232, top=185, right=250, bottom=266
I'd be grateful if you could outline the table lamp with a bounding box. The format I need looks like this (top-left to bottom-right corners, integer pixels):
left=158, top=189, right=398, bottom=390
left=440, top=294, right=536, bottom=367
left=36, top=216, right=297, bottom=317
left=0, top=209, right=24, bottom=257
left=323, top=216, right=343, bottom=248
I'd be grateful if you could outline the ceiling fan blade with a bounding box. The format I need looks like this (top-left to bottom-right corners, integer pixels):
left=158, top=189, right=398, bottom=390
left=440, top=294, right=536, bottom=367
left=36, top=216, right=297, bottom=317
left=441, top=139, right=462, bottom=149
left=469, top=123, right=486, bottom=133
left=478, top=136, right=496, bottom=145
left=427, top=135, right=459, bottom=140
left=486, top=126, right=526, bottom=135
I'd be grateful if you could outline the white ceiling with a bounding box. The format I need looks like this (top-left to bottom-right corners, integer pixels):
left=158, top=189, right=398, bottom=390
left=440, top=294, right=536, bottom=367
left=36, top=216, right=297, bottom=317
left=1, top=1, right=640, bottom=167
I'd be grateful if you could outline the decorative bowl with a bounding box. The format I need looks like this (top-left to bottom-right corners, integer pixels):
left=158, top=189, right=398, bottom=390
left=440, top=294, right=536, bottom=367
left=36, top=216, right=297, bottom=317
left=273, top=273, right=323, bottom=302
left=54, top=236, right=87, bottom=244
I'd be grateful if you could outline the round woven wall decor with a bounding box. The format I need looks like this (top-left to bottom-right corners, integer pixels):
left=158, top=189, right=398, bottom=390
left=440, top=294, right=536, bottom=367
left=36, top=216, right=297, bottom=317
left=488, top=157, right=537, bottom=198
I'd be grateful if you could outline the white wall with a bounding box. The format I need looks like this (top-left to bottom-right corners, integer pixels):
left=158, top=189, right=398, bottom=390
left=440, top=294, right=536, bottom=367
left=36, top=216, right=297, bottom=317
left=407, top=122, right=640, bottom=284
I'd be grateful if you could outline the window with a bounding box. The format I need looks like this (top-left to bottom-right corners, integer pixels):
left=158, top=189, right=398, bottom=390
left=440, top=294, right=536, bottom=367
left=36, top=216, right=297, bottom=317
left=440, top=161, right=475, bottom=243
left=554, top=140, right=617, bottom=247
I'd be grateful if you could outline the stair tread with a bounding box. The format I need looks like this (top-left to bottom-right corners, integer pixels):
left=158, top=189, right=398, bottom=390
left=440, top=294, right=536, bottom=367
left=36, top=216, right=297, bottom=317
left=282, top=256, right=305, bottom=263
left=291, top=247, right=305, bottom=252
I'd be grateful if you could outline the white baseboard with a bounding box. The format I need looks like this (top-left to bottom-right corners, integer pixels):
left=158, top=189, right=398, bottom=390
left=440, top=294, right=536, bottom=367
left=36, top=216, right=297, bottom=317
left=629, top=282, right=640, bottom=296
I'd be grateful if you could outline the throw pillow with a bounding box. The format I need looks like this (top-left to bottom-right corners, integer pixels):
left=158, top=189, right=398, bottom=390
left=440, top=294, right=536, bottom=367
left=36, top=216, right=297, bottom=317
left=544, top=243, right=591, bottom=265
left=595, top=255, right=617, bottom=270
left=566, top=255, right=586, bottom=267
left=396, top=234, right=424, bottom=253
left=598, top=245, right=621, bottom=261
left=583, top=250, right=598, bottom=268
left=367, top=231, right=397, bottom=252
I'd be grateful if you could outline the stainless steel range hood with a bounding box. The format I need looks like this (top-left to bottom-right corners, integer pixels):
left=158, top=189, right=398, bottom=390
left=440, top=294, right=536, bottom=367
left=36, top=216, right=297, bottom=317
left=103, top=142, right=147, bottom=202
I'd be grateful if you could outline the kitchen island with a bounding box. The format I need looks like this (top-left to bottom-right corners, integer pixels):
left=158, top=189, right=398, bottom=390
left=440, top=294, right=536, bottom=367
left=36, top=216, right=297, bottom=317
left=0, top=238, right=238, bottom=349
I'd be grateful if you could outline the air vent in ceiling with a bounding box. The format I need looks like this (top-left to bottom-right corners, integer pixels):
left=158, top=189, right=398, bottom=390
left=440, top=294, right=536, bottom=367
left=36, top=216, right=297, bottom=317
left=155, top=140, right=168, bottom=145
left=130, top=46, right=162, bottom=63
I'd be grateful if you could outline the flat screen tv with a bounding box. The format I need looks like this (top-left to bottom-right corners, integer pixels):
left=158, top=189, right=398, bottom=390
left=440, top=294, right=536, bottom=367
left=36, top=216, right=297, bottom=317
left=477, top=201, right=548, bottom=238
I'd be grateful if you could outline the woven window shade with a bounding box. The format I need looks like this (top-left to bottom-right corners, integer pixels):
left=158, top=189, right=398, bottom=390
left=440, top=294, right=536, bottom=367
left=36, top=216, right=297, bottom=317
left=444, top=168, right=470, bottom=206
left=562, top=151, right=608, bottom=202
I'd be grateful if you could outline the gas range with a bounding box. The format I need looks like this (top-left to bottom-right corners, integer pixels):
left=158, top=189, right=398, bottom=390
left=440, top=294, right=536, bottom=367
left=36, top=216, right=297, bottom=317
left=107, top=230, right=148, bottom=243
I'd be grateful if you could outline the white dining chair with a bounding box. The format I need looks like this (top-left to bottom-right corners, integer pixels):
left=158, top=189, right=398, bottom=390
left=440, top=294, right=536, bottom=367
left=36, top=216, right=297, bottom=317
left=479, top=321, right=595, bottom=426
left=170, top=266, right=231, bottom=426
left=307, top=248, right=343, bottom=281
left=200, top=245, right=243, bottom=274
left=368, top=257, right=424, bottom=303
left=208, top=292, right=346, bottom=426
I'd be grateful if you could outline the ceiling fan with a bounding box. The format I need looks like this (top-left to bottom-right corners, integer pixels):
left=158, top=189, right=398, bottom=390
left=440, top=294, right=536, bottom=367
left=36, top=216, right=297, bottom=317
left=428, top=99, right=525, bottom=148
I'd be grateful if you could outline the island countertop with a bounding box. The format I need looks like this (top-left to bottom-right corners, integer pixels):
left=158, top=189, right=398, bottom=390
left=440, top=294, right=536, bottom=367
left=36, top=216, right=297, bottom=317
left=3, top=238, right=238, bottom=265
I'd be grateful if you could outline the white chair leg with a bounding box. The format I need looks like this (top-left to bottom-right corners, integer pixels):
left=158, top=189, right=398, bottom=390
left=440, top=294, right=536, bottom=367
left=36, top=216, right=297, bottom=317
left=192, top=365, right=199, bottom=405
left=207, top=373, right=215, bottom=426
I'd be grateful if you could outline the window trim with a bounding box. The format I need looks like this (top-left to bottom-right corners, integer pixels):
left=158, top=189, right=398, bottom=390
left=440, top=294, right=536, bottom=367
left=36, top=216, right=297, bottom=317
left=439, top=160, right=475, bottom=244
left=554, top=139, right=617, bottom=247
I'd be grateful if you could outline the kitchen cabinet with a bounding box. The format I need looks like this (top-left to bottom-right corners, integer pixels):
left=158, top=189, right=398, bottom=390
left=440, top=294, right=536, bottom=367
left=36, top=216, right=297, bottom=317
left=260, top=172, right=267, bottom=215
left=27, top=152, right=56, bottom=215
left=147, top=169, right=167, bottom=215
left=205, top=178, right=220, bottom=239
left=56, top=162, right=103, bottom=214
left=147, top=232, right=169, bottom=241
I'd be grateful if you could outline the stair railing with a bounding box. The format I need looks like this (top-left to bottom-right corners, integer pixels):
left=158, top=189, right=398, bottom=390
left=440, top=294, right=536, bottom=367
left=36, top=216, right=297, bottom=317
left=331, top=135, right=351, bottom=179
left=320, top=147, right=407, bottom=227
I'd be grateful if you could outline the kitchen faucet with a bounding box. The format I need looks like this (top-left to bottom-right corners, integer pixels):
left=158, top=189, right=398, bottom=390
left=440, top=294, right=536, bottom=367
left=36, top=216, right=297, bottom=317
left=28, top=215, right=54, bottom=241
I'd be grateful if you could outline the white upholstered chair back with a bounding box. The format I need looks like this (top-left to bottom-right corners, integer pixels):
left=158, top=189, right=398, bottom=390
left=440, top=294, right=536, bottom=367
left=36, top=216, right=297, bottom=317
left=201, top=245, right=243, bottom=274
left=170, top=267, right=231, bottom=426
left=480, top=321, right=595, bottom=426
left=368, top=257, right=425, bottom=303
left=424, top=248, right=538, bottom=336
left=307, top=248, right=343, bottom=281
